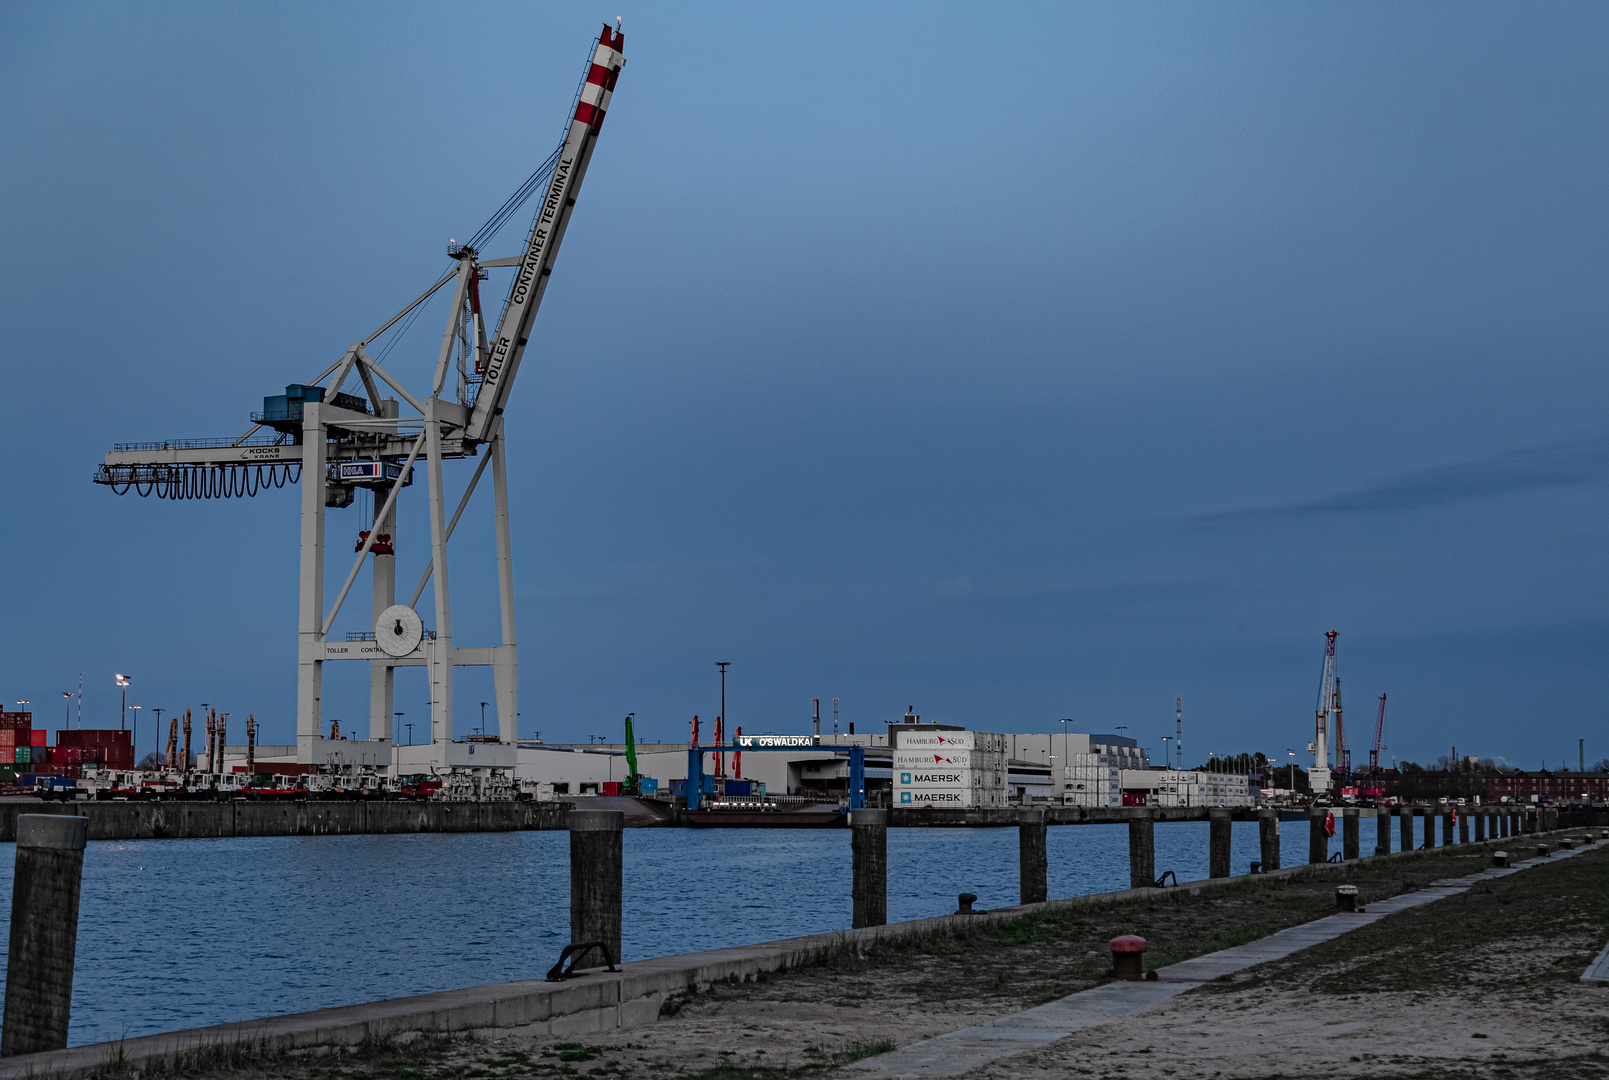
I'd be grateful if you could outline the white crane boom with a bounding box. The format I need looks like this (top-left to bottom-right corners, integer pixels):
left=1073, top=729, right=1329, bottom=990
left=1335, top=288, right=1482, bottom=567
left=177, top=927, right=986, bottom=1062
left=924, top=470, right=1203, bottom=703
left=467, top=24, right=625, bottom=444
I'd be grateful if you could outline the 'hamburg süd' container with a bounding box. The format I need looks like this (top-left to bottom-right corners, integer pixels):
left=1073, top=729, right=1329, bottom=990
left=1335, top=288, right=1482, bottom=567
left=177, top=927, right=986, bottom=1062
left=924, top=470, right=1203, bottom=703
left=893, top=749, right=1004, bottom=769
left=893, top=730, right=1007, bottom=752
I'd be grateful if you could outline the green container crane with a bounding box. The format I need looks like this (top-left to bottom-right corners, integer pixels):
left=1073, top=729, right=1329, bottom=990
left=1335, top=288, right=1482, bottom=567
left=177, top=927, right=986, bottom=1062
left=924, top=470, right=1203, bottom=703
left=624, top=712, right=639, bottom=793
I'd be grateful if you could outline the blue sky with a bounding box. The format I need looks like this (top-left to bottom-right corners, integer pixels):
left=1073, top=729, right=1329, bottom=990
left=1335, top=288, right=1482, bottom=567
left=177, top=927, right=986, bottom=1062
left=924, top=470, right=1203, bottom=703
left=2, top=3, right=1605, bottom=769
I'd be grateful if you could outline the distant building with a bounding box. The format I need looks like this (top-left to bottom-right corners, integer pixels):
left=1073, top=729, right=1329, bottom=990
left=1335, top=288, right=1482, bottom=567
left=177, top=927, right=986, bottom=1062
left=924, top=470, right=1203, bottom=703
left=1486, top=770, right=1607, bottom=804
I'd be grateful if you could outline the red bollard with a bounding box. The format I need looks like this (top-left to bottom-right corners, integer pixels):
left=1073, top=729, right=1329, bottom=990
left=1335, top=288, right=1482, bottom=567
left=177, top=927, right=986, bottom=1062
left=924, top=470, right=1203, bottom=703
left=1111, top=934, right=1147, bottom=981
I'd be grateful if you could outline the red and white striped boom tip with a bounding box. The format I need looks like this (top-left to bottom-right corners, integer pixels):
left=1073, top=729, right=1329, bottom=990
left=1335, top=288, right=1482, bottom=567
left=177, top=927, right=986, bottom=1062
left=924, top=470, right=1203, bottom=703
left=575, top=25, right=625, bottom=131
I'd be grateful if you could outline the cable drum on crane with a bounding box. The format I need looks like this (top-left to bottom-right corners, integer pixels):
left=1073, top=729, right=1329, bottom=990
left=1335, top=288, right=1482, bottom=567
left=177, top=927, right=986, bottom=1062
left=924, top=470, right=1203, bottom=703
left=94, top=462, right=301, bottom=500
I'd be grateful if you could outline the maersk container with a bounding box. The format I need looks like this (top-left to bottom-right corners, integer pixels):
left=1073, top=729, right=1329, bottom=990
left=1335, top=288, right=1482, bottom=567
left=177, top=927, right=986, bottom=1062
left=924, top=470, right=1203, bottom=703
left=896, top=787, right=1004, bottom=808
left=895, top=768, right=1007, bottom=789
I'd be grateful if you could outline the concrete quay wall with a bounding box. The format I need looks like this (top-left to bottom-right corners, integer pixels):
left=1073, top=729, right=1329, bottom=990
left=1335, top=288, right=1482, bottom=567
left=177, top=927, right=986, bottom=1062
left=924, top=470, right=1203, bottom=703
left=0, top=800, right=572, bottom=842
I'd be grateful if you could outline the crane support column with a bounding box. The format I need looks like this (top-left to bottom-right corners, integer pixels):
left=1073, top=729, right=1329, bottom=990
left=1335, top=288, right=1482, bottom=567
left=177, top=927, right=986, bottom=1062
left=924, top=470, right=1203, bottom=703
left=369, top=493, right=396, bottom=744
left=425, top=399, right=454, bottom=765
left=297, top=403, right=327, bottom=758
left=491, top=426, right=518, bottom=744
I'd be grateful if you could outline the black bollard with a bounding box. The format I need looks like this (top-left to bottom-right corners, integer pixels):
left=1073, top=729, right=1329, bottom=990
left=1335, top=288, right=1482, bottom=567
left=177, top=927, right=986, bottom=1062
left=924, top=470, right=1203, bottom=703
left=1208, top=809, right=1232, bottom=879
left=1376, top=806, right=1392, bottom=855
left=1128, top=809, right=1155, bottom=889
left=1400, top=807, right=1413, bottom=853
left=1309, top=809, right=1328, bottom=864
left=2, top=814, right=88, bottom=1056
left=850, top=809, right=887, bottom=928
left=567, top=810, right=623, bottom=969
left=1342, top=808, right=1359, bottom=861
left=1018, top=809, right=1048, bottom=905
left=1258, top=807, right=1281, bottom=872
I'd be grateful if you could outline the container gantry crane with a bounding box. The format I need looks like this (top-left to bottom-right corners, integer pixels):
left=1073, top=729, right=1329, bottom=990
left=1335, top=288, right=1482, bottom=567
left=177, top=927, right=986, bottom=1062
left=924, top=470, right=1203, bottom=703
left=1364, top=692, right=1387, bottom=798
left=1308, top=630, right=1339, bottom=797
left=93, top=25, right=627, bottom=788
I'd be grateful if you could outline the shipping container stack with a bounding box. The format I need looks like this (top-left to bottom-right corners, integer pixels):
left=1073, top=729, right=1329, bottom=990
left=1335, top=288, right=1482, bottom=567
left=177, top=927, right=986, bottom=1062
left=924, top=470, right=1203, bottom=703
left=1063, top=745, right=1149, bottom=807
left=0, top=711, right=31, bottom=784
left=893, top=729, right=1008, bottom=808
left=54, top=729, right=135, bottom=779
left=1064, top=752, right=1122, bottom=807
left=1147, top=770, right=1251, bottom=808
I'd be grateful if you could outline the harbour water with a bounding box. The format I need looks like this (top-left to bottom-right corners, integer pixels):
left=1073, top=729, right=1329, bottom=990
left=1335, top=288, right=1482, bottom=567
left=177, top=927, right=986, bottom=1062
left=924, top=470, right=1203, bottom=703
left=0, top=814, right=1419, bottom=1047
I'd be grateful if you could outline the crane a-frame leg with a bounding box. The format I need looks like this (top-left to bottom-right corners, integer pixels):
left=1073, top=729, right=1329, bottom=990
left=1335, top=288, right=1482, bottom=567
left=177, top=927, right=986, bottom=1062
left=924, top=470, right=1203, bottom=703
left=297, top=403, right=327, bottom=760
left=424, top=397, right=455, bottom=769
left=368, top=495, right=396, bottom=742
left=491, top=425, right=518, bottom=744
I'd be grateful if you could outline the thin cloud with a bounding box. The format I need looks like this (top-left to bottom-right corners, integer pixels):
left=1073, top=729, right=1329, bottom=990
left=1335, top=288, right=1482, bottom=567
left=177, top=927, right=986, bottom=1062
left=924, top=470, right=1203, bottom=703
left=1195, top=435, right=1609, bottom=520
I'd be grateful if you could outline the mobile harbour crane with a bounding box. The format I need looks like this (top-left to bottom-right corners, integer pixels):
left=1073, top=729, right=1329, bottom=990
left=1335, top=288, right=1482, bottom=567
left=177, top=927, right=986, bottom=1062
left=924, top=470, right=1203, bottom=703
left=94, top=24, right=627, bottom=796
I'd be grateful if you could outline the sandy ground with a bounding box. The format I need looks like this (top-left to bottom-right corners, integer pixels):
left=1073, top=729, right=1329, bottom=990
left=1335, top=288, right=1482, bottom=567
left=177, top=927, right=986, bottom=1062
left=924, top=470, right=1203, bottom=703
left=967, top=981, right=1609, bottom=1080
left=963, top=842, right=1609, bottom=1080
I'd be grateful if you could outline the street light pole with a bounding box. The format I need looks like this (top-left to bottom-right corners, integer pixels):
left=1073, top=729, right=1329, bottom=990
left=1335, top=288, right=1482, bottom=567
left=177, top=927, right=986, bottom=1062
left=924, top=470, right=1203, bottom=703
left=479, top=701, right=487, bottom=736
left=405, top=722, right=414, bottom=746
left=116, top=674, right=131, bottom=730
left=716, top=662, right=730, bottom=733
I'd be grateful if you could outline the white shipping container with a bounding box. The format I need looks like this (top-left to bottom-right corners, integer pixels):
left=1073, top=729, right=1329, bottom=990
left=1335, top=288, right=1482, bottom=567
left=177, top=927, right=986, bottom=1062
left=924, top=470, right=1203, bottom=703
left=894, top=730, right=1007, bottom=752
left=897, top=786, right=1007, bottom=808
left=895, top=768, right=1002, bottom=788
left=893, top=750, right=1004, bottom=770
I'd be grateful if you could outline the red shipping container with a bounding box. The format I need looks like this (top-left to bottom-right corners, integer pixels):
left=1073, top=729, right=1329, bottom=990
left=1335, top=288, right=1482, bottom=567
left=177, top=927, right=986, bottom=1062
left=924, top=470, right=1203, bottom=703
left=0, top=731, right=13, bottom=747
left=1121, top=792, right=1148, bottom=807
left=29, top=730, right=46, bottom=748
left=601, top=781, right=622, bottom=796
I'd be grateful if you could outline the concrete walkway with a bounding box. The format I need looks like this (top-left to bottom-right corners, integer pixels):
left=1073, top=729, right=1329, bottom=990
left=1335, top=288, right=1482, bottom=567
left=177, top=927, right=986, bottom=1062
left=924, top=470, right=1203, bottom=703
left=1582, top=938, right=1609, bottom=983
left=852, top=845, right=1594, bottom=1079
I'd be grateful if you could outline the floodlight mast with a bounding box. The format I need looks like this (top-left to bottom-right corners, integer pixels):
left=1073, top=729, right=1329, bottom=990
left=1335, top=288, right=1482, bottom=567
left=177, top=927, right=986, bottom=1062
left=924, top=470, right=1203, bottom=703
left=91, top=25, right=627, bottom=788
